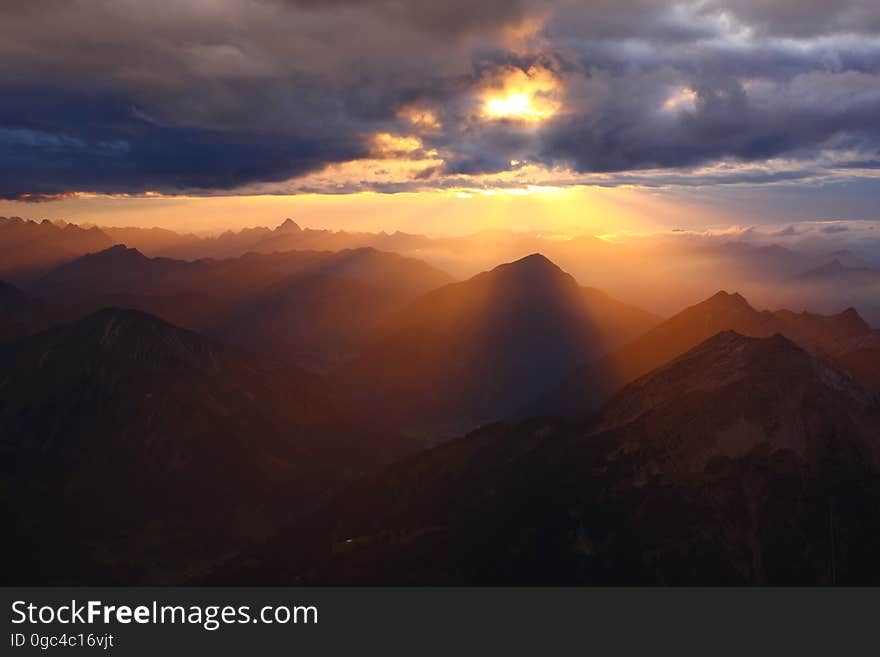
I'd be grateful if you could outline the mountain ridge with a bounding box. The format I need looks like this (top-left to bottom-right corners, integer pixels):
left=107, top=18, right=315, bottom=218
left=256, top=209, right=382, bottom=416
left=0, top=308, right=412, bottom=584
left=532, top=289, right=878, bottom=418
left=25, top=244, right=453, bottom=371
left=214, top=330, right=880, bottom=585
left=335, top=253, right=660, bottom=434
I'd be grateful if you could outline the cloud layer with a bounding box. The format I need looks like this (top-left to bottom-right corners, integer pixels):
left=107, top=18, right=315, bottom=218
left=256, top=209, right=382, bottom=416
left=2, top=0, right=880, bottom=199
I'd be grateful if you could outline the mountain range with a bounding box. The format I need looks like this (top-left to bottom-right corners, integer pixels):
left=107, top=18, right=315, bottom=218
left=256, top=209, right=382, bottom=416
left=0, top=217, right=114, bottom=281
left=780, top=259, right=880, bottom=326
left=6, top=216, right=879, bottom=323
left=535, top=290, right=880, bottom=418
left=0, top=309, right=412, bottom=584
left=25, top=244, right=452, bottom=372
left=216, top=331, right=880, bottom=585
left=3, top=240, right=880, bottom=586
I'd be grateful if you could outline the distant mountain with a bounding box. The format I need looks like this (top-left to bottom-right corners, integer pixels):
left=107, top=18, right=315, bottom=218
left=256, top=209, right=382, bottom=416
left=27, top=245, right=453, bottom=371
left=335, top=254, right=659, bottom=434
left=711, top=241, right=808, bottom=279
left=214, top=247, right=455, bottom=371
left=123, top=218, right=407, bottom=261
left=101, top=225, right=204, bottom=257
left=535, top=291, right=876, bottom=417
left=0, top=217, right=114, bottom=281
left=0, top=309, right=411, bottom=584
left=827, top=249, right=870, bottom=269
left=217, top=332, right=880, bottom=585
left=0, top=217, right=417, bottom=279
left=772, top=307, right=873, bottom=356
left=793, top=259, right=880, bottom=286
left=31, top=244, right=197, bottom=303
left=6, top=217, right=864, bottom=320
left=781, top=259, right=880, bottom=326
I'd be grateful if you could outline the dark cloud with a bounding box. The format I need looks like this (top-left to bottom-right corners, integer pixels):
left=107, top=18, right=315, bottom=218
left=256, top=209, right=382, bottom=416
left=700, top=0, right=880, bottom=38
left=536, top=71, right=880, bottom=174
left=276, top=0, right=535, bottom=37
left=0, top=82, right=368, bottom=199
left=1, top=1, right=879, bottom=197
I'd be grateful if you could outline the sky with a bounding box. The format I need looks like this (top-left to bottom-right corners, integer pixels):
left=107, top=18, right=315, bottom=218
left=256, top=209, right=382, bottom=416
left=1, top=1, right=879, bottom=234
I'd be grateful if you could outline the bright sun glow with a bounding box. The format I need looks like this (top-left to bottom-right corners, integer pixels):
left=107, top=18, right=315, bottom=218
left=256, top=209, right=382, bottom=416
left=482, top=67, right=561, bottom=122
left=486, top=93, right=544, bottom=120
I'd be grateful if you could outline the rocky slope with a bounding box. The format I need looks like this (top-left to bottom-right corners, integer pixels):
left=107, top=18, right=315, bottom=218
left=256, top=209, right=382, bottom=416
left=0, top=309, right=410, bottom=584
left=216, top=332, right=880, bottom=585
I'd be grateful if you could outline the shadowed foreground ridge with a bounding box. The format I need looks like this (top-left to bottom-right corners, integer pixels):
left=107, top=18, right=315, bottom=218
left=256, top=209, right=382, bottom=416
left=0, top=309, right=410, bottom=584
left=0, top=280, right=57, bottom=341
left=216, top=331, right=880, bottom=585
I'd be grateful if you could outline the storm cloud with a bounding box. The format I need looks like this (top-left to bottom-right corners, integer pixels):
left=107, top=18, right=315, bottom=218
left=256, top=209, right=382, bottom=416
left=1, top=0, right=880, bottom=198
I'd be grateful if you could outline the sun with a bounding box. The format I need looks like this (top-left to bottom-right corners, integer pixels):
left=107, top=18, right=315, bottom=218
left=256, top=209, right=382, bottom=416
left=481, top=66, right=561, bottom=123
left=485, top=93, right=545, bottom=120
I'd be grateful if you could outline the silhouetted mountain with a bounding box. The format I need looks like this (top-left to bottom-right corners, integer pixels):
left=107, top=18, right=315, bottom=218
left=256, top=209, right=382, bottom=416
left=0, top=217, right=114, bottom=281
left=138, top=218, right=392, bottom=260
left=102, top=225, right=203, bottom=256
left=31, top=245, right=195, bottom=303
left=0, top=309, right=411, bottom=584
left=8, top=217, right=869, bottom=322
left=336, top=254, right=659, bottom=434
left=0, top=280, right=57, bottom=341
left=215, top=247, right=455, bottom=371
left=217, top=332, right=880, bottom=585
left=27, top=245, right=452, bottom=371
left=535, top=291, right=876, bottom=418
left=276, top=217, right=301, bottom=232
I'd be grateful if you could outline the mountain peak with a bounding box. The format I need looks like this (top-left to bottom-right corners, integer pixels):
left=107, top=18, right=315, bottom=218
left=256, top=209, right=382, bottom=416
left=708, top=290, right=747, bottom=302
left=701, top=290, right=754, bottom=312
left=276, top=218, right=301, bottom=232
left=88, top=244, right=146, bottom=261
left=514, top=252, right=557, bottom=267
left=482, top=254, right=577, bottom=293
left=833, top=307, right=871, bottom=333
left=598, top=328, right=875, bottom=439
left=67, top=308, right=226, bottom=371
left=676, top=329, right=797, bottom=359
left=490, top=253, right=569, bottom=278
